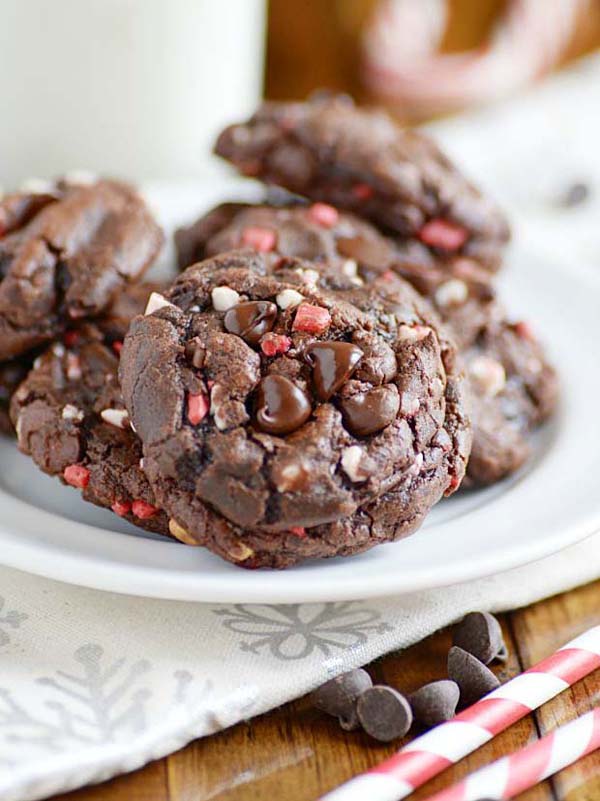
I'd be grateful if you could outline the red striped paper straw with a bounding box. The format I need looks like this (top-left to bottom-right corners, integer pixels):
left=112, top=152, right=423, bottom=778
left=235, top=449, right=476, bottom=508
left=320, top=626, right=600, bottom=801
left=424, top=707, right=600, bottom=800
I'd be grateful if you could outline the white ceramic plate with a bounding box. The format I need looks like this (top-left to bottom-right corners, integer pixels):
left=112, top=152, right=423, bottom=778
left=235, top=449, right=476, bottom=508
left=0, top=241, right=598, bottom=603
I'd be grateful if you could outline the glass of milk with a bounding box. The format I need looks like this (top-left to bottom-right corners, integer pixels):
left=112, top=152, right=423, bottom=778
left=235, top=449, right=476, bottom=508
left=0, top=0, right=266, bottom=185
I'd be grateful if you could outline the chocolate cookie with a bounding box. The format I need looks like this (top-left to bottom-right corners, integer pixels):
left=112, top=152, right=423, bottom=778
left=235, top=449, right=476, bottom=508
left=175, top=202, right=496, bottom=350
left=10, top=285, right=169, bottom=535
left=465, top=318, right=558, bottom=485
left=177, top=202, right=558, bottom=486
left=120, top=250, right=471, bottom=568
left=0, top=177, right=163, bottom=361
left=214, top=94, right=509, bottom=271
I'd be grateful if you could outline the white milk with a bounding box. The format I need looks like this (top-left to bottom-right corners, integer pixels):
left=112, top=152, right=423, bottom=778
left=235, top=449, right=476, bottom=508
left=0, top=0, right=266, bottom=185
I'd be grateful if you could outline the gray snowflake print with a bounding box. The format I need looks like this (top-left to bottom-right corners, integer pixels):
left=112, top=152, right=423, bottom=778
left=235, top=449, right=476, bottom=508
left=213, top=602, right=392, bottom=660
left=0, top=642, right=194, bottom=757
left=0, top=596, right=27, bottom=648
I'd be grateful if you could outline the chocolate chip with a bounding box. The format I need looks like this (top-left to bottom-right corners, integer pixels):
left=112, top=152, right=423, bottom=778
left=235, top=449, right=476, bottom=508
left=356, top=685, right=413, bottom=742
left=453, top=612, right=507, bottom=665
left=339, top=384, right=399, bottom=437
left=558, top=182, right=590, bottom=208
left=305, top=341, right=363, bottom=400
left=255, top=374, right=312, bottom=435
left=311, top=669, right=373, bottom=731
left=409, top=680, right=460, bottom=728
left=448, top=646, right=500, bottom=707
left=224, top=300, right=278, bottom=346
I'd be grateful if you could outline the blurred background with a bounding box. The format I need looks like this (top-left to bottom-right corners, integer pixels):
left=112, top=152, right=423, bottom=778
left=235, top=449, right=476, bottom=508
left=267, top=0, right=600, bottom=117
left=2, top=0, right=600, bottom=185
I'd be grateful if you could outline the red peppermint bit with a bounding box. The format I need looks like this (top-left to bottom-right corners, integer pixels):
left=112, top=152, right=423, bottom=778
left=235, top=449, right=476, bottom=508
left=514, top=321, right=535, bottom=341
left=112, top=499, right=132, bottom=517
left=187, top=393, right=209, bottom=425
left=132, top=500, right=159, bottom=519
left=292, top=303, right=331, bottom=335
left=289, top=526, right=306, bottom=538
left=207, top=379, right=215, bottom=390
left=419, top=219, right=468, bottom=252
left=352, top=183, right=374, bottom=200
left=112, top=340, right=123, bottom=355
left=444, top=474, right=461, bottom=496
left=64, top=464, right=90, bottom=489
left=63, top=330, right=80, bottom=347
left=382, top=270, right=396, bottom=282
left=260, top=333, right=292, bottom=357
left=241, top=226, right=276, bottom=252
left=308, top=202, right=339, bottom=228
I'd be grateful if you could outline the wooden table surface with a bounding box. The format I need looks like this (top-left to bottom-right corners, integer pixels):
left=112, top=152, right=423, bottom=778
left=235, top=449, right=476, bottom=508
left=53, top=579, right=600, bottom=801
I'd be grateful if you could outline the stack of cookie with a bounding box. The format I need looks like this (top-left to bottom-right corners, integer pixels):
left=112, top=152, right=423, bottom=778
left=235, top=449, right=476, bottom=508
left=2, top=94, right=558, bottom=568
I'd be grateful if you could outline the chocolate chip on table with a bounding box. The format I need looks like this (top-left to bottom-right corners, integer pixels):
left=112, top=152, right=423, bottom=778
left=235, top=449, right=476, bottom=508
left=558, top=181, right=590, bottom=208
left=311, top=669, right=373, bottom=731
left=452, top=612, right=508, bottom=665
left=448, top=646, right=500, bottom=707
left=356, top=685, right=413, bottom=742
left=409, top=680, right=460, bottom=728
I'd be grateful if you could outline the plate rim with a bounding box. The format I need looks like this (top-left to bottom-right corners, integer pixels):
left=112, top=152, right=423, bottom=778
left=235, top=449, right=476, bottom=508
left=0, top=248, right=598, bottom=603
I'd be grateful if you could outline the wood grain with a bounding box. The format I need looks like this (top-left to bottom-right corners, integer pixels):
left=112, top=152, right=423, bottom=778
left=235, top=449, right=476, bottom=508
left=53, top=580, right=600, bottom=801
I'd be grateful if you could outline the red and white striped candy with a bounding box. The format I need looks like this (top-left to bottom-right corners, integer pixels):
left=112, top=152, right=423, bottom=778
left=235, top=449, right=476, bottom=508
left=320, top=625, right=600, bottom=801
left=425, top=707, right=600, bottom=800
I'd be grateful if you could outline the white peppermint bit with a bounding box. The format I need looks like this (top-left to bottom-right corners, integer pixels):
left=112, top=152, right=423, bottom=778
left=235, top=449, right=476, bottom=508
left=51, top=343, right=66, bottom=358
left=139, top=458, right=145, bottom=470
left=145, top=292, right=176, bottom=316
left=398, top=324, right=431, bottom=343
left=302, top=269, right=320, bottom=286
left=100, top=408, right=129, bottom=429
left=342, top=259, right=358, bottom=278
left=66, top=354, right=82, bottom=381
left=408, top=453, right=424, bottom=477
left=400, top=393, right=420, bottom=416
left=19, top=177, right=55, bottom=195
left=210, top=384, right=228, bottom=431
left=276, top=289, right=304, bottom=310
left=341, top=446, right=368, bottom=483
left=211, top=286, right=240, bottom=312
left=62, top=404, right=84, bottom=422
left=435, top=279, right=468, bottom=308
left=63, top=169, right=98, bottom=186
left=470, top=356, right=506, bottom=397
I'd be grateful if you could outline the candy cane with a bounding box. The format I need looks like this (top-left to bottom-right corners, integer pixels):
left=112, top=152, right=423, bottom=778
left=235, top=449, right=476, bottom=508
left=362, top=0, right=590, bottom=117
left=320, top=626, right=600, bottom=801
left=424, top=707, right=600, bottom=800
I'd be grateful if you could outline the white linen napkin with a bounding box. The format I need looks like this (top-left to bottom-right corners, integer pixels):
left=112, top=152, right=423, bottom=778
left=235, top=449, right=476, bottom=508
left=1, top=534, right=598, bottom=801
left=2, top=52, right=600, bottom=801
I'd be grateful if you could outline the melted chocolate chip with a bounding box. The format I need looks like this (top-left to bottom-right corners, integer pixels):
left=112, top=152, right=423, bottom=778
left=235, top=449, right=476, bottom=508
left=255, top=375, right=312, bottom=435
left=224, top=301, right=278, bottom=346
left=306, top=341, right=363, bottom=400
left=340, top=385, right=400, bottom=437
